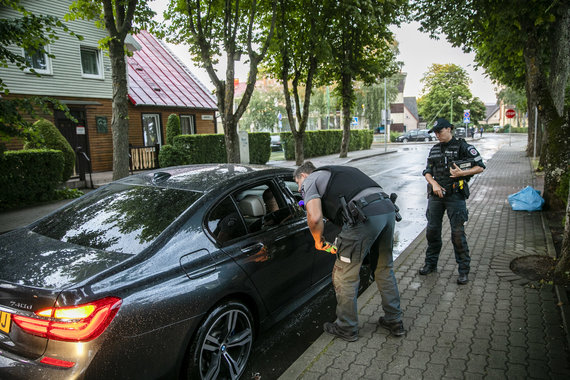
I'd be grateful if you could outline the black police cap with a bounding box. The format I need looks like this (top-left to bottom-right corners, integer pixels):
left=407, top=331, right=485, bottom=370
left=428, top=118, right=454, bottom=133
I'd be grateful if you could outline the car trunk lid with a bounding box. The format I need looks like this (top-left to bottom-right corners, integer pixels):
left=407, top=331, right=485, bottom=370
left=0, top=229, right=132, bottom=359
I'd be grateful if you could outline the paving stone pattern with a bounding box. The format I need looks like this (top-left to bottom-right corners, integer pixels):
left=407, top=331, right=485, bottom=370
left=282, top=145, right=570, bottom=380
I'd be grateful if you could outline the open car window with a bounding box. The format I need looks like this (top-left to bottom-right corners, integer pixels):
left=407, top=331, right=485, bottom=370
left=206, top=196, right=247, bottom=245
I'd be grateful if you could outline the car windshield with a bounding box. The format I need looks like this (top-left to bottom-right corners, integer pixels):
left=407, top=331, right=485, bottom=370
left=32, top=184, right=202, bottom=254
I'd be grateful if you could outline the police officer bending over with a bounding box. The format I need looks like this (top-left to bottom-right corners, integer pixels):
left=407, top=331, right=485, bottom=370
left=294, top=162, right=404, bottom=341
left=420, top=118, right=486, bottom=285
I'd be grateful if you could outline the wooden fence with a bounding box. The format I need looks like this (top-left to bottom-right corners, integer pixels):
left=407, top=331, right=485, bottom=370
left=129, top=144, right=159, bottom=172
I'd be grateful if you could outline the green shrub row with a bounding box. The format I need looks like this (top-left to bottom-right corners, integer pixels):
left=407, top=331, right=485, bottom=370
left=280, top=129, right=373, bottom=160
left=0, top=149, right=64, bottom=209
left=24, top=118, right=75, bottom=182
left=497, top=126, right=527, bottom=133
left=158, top=132, right=272, bottom=168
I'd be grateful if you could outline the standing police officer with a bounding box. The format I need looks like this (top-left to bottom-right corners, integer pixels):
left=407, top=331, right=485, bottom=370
left=419, top=118, right=485, bottom=284
left=294, top=162, right=404, bottom=341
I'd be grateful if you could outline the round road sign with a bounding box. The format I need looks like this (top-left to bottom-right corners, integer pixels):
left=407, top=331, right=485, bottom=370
left=506, top=109, right=516, bottom=119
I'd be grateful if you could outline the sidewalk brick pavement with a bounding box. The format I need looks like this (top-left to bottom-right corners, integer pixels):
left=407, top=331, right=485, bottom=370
left=279, top=144, right=570, bottom=379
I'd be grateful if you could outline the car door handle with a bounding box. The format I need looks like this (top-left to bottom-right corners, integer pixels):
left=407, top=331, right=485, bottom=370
left=241, top=243, right=264, bottom=256
left=275, top=235, right=287, bottom=242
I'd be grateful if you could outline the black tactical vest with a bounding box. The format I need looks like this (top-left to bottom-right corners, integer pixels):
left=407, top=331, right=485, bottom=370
left=315, top=166, right=380, bottom=225
left=427, top=138, right=462, bottom=187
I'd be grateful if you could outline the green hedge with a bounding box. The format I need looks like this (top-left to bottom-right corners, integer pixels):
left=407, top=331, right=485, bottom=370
left=281, top=129, right=373, bottom=160
left=497, top=125, right=528, bottom=133
left=25, top=118, right=75, bottom=182
left=248, top=132, right=271, bottom=164
left=0, top=149, right=64, bottom=209
left=173, top=134, right=226, bottom=164
left=159, top=132, right=272, bottom=168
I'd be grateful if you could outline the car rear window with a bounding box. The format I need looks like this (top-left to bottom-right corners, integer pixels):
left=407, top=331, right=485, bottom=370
left=32, top=184, right=201, bottom=254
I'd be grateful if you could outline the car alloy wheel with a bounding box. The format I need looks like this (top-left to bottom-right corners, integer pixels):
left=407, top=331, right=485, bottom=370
left=188, top=301, right=254, bottom=380
left=402, top=138, right=408, bottom=143
left=424, top=137, right=429, bottom=142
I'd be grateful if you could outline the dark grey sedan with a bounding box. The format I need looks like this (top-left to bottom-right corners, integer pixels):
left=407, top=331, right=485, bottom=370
left=0, top=164, right=338, bottom=379
left=395, top=129, right=434, bottom=143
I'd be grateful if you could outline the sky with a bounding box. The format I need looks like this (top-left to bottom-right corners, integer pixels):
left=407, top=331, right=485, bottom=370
left=151, top=3, right=498, bottom=105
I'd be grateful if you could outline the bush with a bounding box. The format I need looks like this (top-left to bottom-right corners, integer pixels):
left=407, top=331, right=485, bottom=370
left=0, top=149, right=64, bottom=209
left=390, top=131, right=401, bottom=142
left=166, top=114, right=181, bottom=145
left=281, top=129, right=374, bottom=160
left=248, top=132, right=271, bottom=164
left=158, top=144, right=186, bottom=168
left=25, top=118, right=75, bottom=182
left=174, top=134, right=227, bottom=164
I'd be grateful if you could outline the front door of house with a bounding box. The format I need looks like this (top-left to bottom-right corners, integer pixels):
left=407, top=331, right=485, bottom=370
left=54, top=109, right=89, bottom=178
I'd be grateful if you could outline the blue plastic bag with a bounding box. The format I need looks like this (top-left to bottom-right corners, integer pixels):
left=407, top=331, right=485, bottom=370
left=508, top=186, right=545, bottom=211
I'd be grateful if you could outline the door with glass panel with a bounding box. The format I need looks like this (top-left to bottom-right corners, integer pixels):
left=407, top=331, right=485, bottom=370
left=142, top=114, right=162, bottom=146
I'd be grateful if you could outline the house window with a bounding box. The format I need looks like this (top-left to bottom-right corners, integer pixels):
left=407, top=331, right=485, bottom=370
left=142, top=114, right=162, bottom=146
left=80, top=46, right=103, bottom=79
left=23, top=46, right=51, bottom=74
left=180, top=115, right=196, bottom=134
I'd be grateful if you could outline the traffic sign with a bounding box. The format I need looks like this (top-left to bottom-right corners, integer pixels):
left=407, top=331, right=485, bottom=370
left=463, top=109, right=470, bottom=124
left=506, top=109, right=516, bottom=119
left=351, top=117, right=358, bottom=126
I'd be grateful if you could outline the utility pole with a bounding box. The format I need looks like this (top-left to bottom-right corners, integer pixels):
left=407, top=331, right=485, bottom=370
left=384, top=77, right=387, bottom=152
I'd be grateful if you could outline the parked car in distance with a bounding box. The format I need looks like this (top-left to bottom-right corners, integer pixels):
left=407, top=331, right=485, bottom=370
left=0, top=164, right=339, bottom=380
left=455, top=127, right=467, bottom=138
left=270, top=135, right=282, bottom=151
left=396, top=129, right=434, bottom=143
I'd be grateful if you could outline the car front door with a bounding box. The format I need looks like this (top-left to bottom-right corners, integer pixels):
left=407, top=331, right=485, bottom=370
left=278, top=178, right=339, bottom=285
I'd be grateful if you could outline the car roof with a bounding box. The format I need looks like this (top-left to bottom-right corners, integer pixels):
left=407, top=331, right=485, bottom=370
left=116, top=164, right=293, bottom=193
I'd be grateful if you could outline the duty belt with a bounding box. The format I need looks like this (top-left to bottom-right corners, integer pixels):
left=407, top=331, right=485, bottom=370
left=352, top=192, right=390, bottom=208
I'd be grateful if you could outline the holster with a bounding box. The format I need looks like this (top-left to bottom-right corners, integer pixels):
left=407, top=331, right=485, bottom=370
left=453, top=180, right=470, bottom=199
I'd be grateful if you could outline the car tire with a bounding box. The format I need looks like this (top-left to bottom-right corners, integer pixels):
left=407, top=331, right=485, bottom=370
left=186, top=301, right=254, bottom=380
left=424, top=137, right=429, bottom=142
left=402, top=138, right=408, bottom=143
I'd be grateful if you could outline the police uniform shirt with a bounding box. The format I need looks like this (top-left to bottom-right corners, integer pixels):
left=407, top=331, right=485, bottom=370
left=301, top=170, right=331, bottom=203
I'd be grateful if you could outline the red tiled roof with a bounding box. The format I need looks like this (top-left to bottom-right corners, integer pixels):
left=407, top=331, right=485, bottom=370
left=128, top=31, right=217, bottom=110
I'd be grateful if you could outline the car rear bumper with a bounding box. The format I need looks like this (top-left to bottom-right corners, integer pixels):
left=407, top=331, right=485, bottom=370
left=0, top=349, right=85, bottom=380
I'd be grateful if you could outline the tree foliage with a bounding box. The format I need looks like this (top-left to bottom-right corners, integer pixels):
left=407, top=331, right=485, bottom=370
left=320, top=0, right=407, bottom=158
left=354, top=74, right=403, bottom=130
left=238, top=84, right=282, bottom=132
left=417, top=64, right=482, bottom=126
left=164, top=0, right=276, bottom=163
left=261, top=0, right=333, bottom=165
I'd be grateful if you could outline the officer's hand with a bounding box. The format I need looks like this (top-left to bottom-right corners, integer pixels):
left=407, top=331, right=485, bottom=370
left=316, top=239, right=337, bottom=254
left=450, top=163, right=463, bottom=178
left=432, top=183, right=445, bottom=198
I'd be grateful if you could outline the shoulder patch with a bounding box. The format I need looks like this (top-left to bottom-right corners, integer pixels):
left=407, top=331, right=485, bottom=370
left=468, top=147, right=478, bottom=156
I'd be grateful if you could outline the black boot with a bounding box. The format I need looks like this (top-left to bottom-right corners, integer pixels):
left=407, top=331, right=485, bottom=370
left=419, top=264, right=436, bottom=275
left=457, top=273, right=468, bottom=285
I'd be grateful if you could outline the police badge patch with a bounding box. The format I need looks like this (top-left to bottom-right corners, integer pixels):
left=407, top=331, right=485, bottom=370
left=468, top=147, right=478, bottom=156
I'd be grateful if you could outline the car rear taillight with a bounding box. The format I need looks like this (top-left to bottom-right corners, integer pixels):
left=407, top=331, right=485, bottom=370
left=12, top=297, right=122, bottom=342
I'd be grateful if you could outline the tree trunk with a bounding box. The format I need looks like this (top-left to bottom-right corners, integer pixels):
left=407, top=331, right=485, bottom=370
left=554, top=176, right=570, bottom=285
left=339, top=72, right=352, bottom=158
left=536, top=1, right=570, bottom=209
left=109, top=39, right=130, bottom=180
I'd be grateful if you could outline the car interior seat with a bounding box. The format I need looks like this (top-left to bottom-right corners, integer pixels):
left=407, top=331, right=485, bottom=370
left=238, top=195, right=266, bottom=232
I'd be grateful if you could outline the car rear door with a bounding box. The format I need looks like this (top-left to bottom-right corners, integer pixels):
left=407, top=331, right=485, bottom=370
left=206, top=180, right=313, bottom=313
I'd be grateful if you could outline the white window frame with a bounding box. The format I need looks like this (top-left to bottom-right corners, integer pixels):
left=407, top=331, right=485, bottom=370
left=180, top=115, right=196, bottom=135
left=142, top=113, right=162, bottom=146
left=80, top=46, right=104, bottom=79
left=22, top=45, right=52, bottom=75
